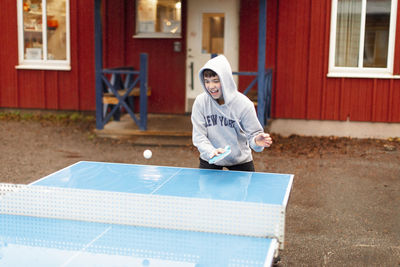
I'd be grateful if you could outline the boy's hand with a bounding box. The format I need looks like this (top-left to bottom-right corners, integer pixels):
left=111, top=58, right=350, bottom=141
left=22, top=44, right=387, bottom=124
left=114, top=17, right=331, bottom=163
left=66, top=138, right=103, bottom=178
left=210, top=147, right=226, bottom=158
left=255, top=133, right=272, bottom=147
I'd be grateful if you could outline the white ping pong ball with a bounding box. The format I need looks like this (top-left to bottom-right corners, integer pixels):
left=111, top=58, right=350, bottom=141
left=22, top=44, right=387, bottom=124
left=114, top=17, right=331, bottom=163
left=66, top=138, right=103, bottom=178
left=143, top=149, right=152, bottom=159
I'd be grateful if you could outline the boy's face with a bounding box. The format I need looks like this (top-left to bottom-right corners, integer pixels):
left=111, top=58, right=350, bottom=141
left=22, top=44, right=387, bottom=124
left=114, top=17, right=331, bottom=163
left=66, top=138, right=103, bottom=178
left=204, top=75, right=222, bottom=100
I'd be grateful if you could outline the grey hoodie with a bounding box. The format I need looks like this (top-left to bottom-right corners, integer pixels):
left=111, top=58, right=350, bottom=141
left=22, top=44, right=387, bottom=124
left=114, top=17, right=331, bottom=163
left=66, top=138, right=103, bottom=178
left=191, top=55, right=265, bottom=166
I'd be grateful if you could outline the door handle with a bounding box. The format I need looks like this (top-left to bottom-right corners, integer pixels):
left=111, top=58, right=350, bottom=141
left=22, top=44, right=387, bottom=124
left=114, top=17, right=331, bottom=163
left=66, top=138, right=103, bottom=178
left=190, top=62, right=194, bottom=90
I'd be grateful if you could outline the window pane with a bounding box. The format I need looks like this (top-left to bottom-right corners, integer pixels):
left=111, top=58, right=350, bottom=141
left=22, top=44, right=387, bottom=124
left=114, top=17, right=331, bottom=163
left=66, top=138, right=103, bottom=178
left=47, top=0, right=67, bottom=60
left=136, top=0, right=181, bottom=34
left=202, top=13, right=224, bottom=54
left=363, top=0, right=391, bottom=67
left=335, top=0, right=362, bottom=67
left=22, top=0, right=67, bottom=61
left=23, top=0, right=43, bottom=60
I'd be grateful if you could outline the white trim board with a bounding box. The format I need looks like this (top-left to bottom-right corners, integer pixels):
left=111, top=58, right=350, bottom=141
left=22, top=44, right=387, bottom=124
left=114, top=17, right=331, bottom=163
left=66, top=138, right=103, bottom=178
left=269, top=119, right=400, bottom=139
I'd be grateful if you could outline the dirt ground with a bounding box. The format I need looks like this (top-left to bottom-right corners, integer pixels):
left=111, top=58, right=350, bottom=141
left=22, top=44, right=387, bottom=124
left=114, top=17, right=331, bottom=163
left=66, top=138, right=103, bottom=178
left=0, top=112, right=399, bottom=266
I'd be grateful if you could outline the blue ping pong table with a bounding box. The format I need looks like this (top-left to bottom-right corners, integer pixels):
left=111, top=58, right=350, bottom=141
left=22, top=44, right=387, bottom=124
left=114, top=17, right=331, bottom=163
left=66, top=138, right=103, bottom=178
left=0, top=161, right=293, bottom=267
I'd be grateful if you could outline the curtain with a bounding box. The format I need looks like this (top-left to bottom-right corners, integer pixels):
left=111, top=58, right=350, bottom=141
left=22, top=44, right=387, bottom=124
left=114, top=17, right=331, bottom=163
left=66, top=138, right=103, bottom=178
left=335, top=0, right=362, bottom=67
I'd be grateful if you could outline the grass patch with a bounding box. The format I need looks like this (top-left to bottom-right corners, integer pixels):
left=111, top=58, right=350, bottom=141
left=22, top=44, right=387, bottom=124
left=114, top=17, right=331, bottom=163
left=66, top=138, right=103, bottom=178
left=0, top=111, right=95, bottom=125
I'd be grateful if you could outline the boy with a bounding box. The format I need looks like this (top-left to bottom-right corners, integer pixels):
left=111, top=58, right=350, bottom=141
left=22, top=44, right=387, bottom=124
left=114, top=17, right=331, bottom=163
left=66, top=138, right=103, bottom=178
left=191, top=55, right=272, bottom=172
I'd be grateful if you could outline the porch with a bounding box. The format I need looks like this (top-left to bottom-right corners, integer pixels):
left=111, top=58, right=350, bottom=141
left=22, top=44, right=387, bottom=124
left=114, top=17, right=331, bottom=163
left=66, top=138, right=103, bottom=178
left=94, top=113, right=193, bottom=146
left=94, top=0, right=271, bottom=132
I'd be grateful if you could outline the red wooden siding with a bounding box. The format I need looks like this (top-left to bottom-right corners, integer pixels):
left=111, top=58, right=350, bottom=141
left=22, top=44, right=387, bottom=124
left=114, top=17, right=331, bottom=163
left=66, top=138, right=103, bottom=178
left=1, top=0, right=399, bottom=122
left=0, top=1, right=19, bottom=107
left=238, top=0, right=278, bottom=94
left=289, top=0, right=400, bottom=123
left=129, top=0, right=187, bottom=114
left=104, top=0, right=127, bottom=68
left=18, top=71, right=45, bottom=108
left=0, top=0, right=95, bottom=111
left=275, top=0, right=324, bottom=120
left=102, top=0, right=187, bottom=114
left=75, top=1, right=96, bottom=110
left=238, top=0, right=260, bottom=91
left=240, top=0, right=400, bottom=123
left=306, top=0, right=329, bottom=120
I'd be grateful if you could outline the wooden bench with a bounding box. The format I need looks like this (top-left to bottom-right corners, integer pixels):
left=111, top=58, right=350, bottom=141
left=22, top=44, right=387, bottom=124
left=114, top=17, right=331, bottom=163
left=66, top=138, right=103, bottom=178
left=102, top=87, right=152, bottom=105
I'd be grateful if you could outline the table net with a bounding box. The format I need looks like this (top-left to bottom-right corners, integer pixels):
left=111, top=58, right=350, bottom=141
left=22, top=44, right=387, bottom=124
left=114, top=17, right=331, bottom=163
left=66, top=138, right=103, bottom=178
left=0, top=183, right=286, bottom=247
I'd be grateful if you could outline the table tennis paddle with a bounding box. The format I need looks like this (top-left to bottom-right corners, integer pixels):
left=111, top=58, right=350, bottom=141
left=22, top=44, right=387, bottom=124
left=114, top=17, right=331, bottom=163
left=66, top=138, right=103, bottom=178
left=209, top=145, right=231, bottom=164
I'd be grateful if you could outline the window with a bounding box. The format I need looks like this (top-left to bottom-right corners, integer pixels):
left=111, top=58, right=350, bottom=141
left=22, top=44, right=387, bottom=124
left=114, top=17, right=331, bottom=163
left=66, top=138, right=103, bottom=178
left=202, top=13, right=225, bottom=54
left=17, top=0, right=70, bottom=70
left=328, top=0, right=398, bottom=78
left=135, top=0, right=182, bottom=38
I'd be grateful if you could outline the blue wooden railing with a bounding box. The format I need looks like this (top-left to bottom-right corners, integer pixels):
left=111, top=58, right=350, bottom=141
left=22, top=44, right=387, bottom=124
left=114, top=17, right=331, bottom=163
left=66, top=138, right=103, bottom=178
left=212, top=54, right=273, bottom=127
left=95, top=53, right=149, bottom=130
left=232, top=70, right=273, bottom=127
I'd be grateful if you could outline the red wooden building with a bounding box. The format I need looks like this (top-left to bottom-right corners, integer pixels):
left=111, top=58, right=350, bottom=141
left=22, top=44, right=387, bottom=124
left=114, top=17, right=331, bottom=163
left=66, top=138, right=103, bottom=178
left=1, top=0, right=399, bottom=137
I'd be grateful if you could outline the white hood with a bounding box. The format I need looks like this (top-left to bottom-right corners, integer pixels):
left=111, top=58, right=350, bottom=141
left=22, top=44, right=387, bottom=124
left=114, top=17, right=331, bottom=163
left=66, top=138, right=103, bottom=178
left=199, top=55, right=239, bottom=105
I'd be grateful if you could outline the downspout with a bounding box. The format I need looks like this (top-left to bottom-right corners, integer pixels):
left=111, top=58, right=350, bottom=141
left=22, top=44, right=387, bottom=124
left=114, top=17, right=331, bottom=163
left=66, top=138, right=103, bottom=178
left=94, top=0, right=104, bottom=129
left=257, top=0, right=267, bottom=126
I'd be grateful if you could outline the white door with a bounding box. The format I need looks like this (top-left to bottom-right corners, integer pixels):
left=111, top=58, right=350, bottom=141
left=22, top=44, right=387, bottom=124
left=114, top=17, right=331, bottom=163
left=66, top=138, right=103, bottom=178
left=186, top=0, right=239, bottom=112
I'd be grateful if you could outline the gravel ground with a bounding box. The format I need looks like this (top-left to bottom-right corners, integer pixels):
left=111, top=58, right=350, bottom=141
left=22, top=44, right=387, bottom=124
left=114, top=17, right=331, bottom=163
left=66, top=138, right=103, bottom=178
left=0, top=112, right=399, bottom=266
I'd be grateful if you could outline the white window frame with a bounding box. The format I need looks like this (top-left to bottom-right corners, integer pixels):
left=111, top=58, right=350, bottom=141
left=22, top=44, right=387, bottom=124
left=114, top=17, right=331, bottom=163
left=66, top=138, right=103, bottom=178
left=16, top=0, right=71, bottom=71
left=328, top=0, right=399, bottom=79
